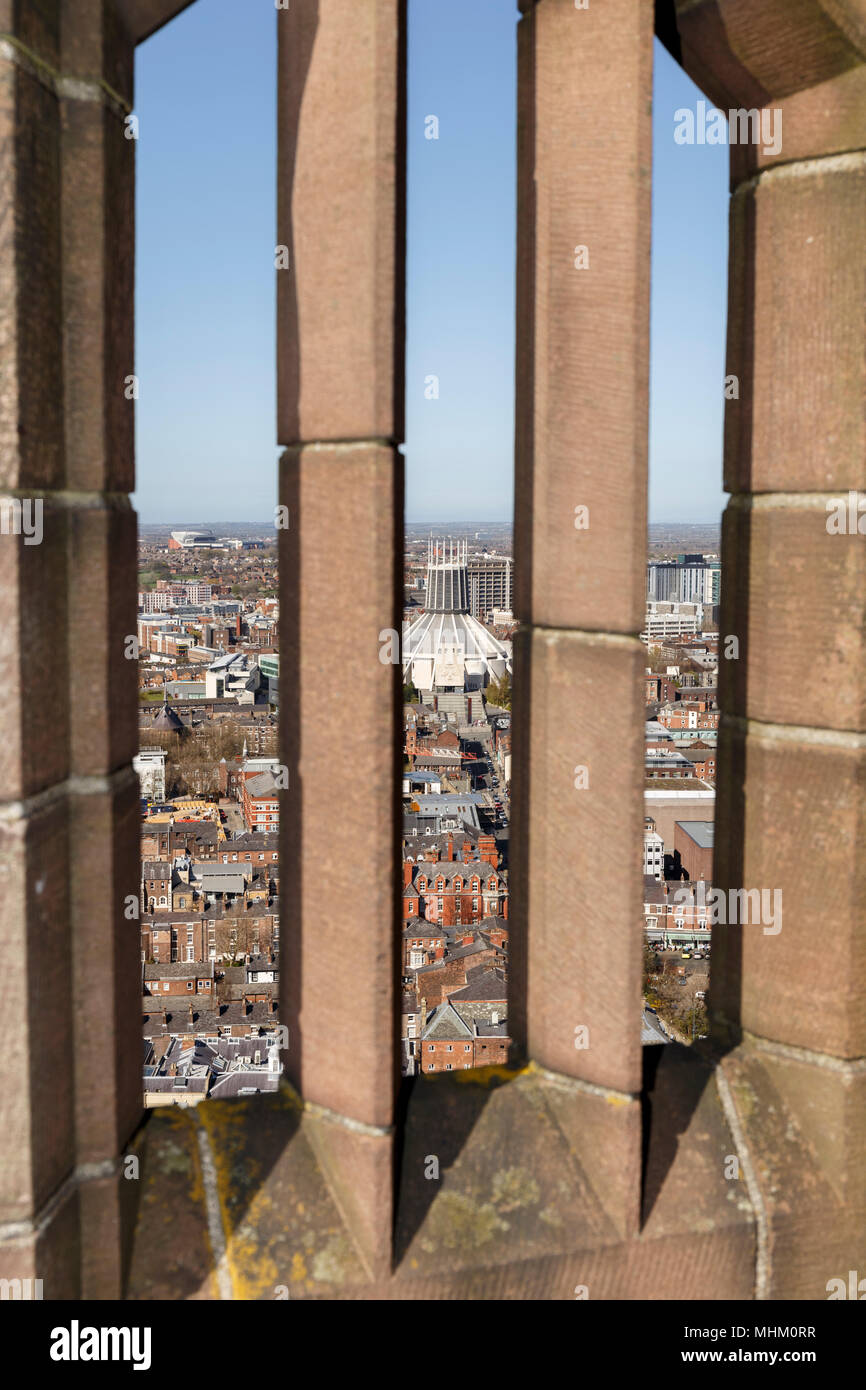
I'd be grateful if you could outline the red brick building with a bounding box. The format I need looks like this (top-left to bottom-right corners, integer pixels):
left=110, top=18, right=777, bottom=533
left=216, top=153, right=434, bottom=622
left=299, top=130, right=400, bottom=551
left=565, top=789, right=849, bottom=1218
left=144, top=961, right=215, bottom=996
left=419, top=999, right=510, bottom=1073
left=402, top=860, right=508, bottom=927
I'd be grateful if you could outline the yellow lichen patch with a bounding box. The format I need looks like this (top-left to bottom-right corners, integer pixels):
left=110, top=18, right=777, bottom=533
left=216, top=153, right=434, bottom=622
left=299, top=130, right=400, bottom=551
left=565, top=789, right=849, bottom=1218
left=453, top=1061, right=530, bottom=1087
left=425, top=1191, right=510, bottom=1251
left=311, top=1233, right=355, bottom=1285
left=290, top=1252, right=307, bottom=1283
left=225, top=1235, right=282, bottom=1302
left=490, top=1167, right=541, bottom=1212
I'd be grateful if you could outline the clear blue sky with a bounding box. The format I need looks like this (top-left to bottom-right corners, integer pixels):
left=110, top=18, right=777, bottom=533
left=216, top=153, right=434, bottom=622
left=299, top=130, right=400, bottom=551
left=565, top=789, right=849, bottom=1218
left=134, top=0, right=728, bottom=526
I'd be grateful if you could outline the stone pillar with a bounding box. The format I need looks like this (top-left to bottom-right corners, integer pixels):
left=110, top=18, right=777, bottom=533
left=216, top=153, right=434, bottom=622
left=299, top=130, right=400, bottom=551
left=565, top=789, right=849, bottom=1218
left=277, top=0, right=405, bottom=1279
left=512, top=0, right=652, bottom=1201
left=511, top=0, right=652, bottom=1237
left=671, top=0, right=866, bottom=1296
left=60, top=0, right=143, bottom=1301
left=0, top=0, right=143, bottom=1301
left=0, top=2, right=77, bottom=1301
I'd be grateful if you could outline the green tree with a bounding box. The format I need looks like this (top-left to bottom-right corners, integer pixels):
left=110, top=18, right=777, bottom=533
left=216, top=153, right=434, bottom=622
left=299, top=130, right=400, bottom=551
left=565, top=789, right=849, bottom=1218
left=485, top=670, right=512, bottom=710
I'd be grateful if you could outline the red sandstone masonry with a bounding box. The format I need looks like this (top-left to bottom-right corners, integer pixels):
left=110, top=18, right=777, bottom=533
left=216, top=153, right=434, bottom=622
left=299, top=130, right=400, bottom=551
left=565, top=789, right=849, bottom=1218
left=60, top=94, right=135, bottom=494
left=277, top=0, right=405, bottom=446
left=513, top=0, right=651, bottom=1109
left=674, top=12, right=866, bottom=1294
left=514, top=0, right=652, bottom=635
left=725, top=157, right=866, bottom=495
left=279, top=443, right=400, bottom=1128
left=276, top=0, right=405, bottom=1280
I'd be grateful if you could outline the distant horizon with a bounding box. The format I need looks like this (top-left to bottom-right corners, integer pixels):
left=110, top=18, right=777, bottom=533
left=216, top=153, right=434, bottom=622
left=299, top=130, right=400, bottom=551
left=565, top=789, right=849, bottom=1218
left=137, top=517, right=722, bottom=530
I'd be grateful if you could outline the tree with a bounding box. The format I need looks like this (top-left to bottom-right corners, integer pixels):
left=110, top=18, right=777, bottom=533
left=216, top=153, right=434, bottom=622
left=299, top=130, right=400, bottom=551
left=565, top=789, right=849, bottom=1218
left=485, top=670, right=512, bottom=710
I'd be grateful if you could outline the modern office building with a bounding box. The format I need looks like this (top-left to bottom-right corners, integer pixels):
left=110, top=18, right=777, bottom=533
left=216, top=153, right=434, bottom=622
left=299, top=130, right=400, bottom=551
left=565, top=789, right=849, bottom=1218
left=642, top=601, right=705, bottom=643
left=647, top=559, right=720, bottom=606
left=466, top=552, right=514, bottom=620
left=259, top=653, right=279, bottom=707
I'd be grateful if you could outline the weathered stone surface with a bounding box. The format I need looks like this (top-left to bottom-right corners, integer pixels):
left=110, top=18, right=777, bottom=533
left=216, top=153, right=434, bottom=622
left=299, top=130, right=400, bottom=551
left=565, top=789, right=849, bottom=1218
left=0, top=500, right=69, bottom=799
left=0, top=794, right=73, bottom=1223
left=719, top=498, right=866, bottom=732
left=712, top=722, right=866, bottom=1058
left=79, top=1148, right=144, bottom=1301
left=126, top=1108, right=219, bottom=1302
left=0, top=1, right=61, bottom=67
left=512, top=628, right=645, bottom=1093
left=67, top=500, right=138, bottom=775
left=61, top=0, right=135, bottom=106
left=279, top=443, right=401, bottom=1129
left=396, top=1067, right=621, bottom=1278
left=196, top=1088, right=369, bottom=1300
left=514, top=0, right=652, bottom=633
left=125, top=1068, right=754, bottom=1301
left=642, top=1045, right=757, bottom=1252
left=69, top=772, right=143, bottom=1166
left=60, top=97, right=135, bottom=494
left=0, top=61, right=64, bottom=492
left=720, top=1039, right=866, bottom=1299
left=725, top=156, right=866, bottom=495
left=277, top=0, right=405, bottom=445
left=0, top=1181, right=80, bottom=1302
left=303, top=1109, right=393, bottom=1282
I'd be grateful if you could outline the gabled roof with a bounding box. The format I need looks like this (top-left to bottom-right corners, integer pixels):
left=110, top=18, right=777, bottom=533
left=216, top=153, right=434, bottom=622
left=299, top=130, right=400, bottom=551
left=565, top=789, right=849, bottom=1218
left=422, top=1001, right=473, bottom=1041
left=151, top=702, right=185, bottom=732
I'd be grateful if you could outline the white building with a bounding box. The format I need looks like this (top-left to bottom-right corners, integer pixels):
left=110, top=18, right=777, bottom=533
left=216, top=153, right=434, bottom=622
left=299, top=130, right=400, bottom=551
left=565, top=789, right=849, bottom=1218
left=205, top=652, right=261, bottom=702
left=402, top=539, right=512, bottom=695
left=134, top=748, right=166, bottom=803
left=643, top=817, right=664, bottom=880
left=642, top=601, right=704, bottom=644
left=138, top=589, right=174, bottom=613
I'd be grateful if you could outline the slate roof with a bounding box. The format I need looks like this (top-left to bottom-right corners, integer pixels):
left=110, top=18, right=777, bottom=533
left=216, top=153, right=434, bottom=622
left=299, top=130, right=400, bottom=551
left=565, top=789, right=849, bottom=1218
left=244, top=771, right=279, bottom=798
left=412, top=861, right=504, bottom=888
left=475, top=1020, right=509, bottom=1037
left=151, top=702, right=186, bottom=732
left=422, top=1002, right=473, bottom=1041
left=145, top=960, right=214, bottom=980
left=402, top=921, right=447, bottom=938
left=209, top=1072, right=280, bottom=1099
left=448, top=967, right=507, bottom=1003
